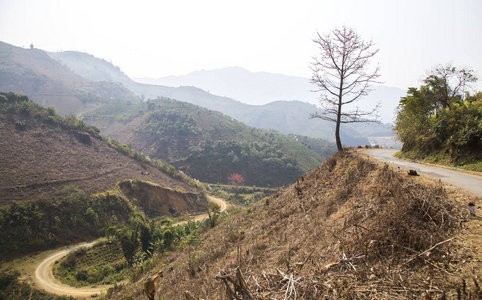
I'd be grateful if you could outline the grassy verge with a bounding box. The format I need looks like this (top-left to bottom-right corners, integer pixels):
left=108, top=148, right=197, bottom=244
left=395, top=150, right=482, bottom=173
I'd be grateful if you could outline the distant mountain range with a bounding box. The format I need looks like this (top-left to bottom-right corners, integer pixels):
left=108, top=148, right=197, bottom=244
left=0, top=41, right=403, bottom=147
left=135, top=66, right=405, bottom=124
left=49, top=49, right=402, bottom=146
left=0, top=41, right=139, bottom=115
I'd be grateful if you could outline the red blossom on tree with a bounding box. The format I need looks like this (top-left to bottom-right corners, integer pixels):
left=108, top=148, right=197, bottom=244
left=228, top=173, right=245, bottom=186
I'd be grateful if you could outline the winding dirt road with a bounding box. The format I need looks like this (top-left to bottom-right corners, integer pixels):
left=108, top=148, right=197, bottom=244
left=34, top=241, right=111, bottom=298
left=366, top=149, right=482, bottom=197
left=33, top=195, right=227, bottom=298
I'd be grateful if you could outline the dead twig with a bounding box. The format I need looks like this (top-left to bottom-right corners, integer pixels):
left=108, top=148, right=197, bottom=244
left=405, top=237, right=455, bottom=265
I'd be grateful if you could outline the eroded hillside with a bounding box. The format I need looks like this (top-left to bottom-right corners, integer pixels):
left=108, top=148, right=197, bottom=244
left=0, top=97, right=198, bottom=205
left=108, top=152, right=480, bottom=299
left=117, top=179, right=207, bottom=218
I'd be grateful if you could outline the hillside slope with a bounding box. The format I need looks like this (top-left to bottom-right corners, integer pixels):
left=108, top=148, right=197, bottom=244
left=108, top=152, right=479, bottom=299
left=82, top=98, right=336, bottom=186
left=0, top=101, right=197, bottom=205
left=0, top=93, right=208, bottom=256
left=0, top=41, right=139, bottom=115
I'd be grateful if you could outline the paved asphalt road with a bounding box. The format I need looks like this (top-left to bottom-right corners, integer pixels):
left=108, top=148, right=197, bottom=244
left=366, top=149, right=482, bottom=197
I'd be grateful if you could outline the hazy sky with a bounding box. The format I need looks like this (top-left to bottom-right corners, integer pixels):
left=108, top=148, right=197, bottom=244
left=1, top=0, right=481, bottom=91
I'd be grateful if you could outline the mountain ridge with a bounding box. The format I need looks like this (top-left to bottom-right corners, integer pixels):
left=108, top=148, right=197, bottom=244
left=134, top=66, right=405, bottom=124
left=0, top=41, right=139, bottom=116
left=49, top=49, right=397, bottom=146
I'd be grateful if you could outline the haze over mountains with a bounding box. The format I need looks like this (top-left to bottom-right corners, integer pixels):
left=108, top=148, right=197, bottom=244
left=49, top=48, right=402, bottom=147
left=136, top=67, right=405, bottom=124
left=0, top=41, right=403, bottom=147
left=0, top=41, right=139, bottom=115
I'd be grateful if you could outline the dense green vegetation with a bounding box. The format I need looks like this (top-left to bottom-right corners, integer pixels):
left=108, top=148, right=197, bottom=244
left=0, top=269, right=71, bottom=300
left=83, top=98, right=336, bottom=186
left=187, top=140, right=302, bottom=186
left=394, top=65, right=482, bottom=171
left=0, top=186, right=133, bottom=257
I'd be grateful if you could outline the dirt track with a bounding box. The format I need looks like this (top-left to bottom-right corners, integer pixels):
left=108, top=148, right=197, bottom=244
left=33, top=195, right=227, bottom=298
left=177, top=195, right=228, bottom=224
left=34, top=241, right=111, bottom=298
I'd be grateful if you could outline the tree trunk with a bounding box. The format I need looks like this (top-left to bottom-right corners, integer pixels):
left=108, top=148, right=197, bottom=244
left=335, top=85, right=343, bottom=152
left=335, top=120, right=342, bottom=151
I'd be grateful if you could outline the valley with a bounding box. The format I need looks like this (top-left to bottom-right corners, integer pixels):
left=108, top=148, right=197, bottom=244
left=4, top=149, right=481, bottom=299
left=0, top=40, right=480, bottom=300
left=82, top=98, right=335, bottom=186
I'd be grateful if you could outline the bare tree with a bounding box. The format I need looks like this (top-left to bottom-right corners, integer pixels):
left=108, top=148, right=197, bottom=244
left=310, top=26, right=381, bottom=151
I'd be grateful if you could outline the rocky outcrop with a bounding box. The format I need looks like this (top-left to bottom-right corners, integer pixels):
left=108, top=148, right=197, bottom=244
left=117, top=179, right=208, bottom=218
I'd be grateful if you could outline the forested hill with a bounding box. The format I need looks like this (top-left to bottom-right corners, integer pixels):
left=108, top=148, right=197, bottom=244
left=83, top=98, right=336, bottom=186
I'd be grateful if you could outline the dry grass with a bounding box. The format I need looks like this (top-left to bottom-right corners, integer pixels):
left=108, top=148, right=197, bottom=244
left=108, top=152, right=480, bottom=299
left=0, top=113, right=198, bottom=205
